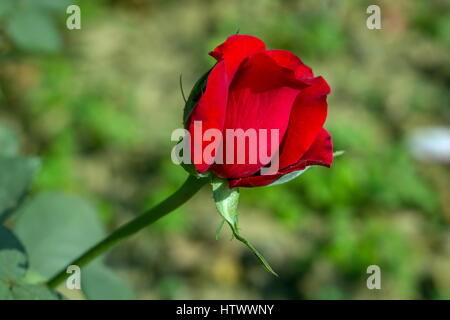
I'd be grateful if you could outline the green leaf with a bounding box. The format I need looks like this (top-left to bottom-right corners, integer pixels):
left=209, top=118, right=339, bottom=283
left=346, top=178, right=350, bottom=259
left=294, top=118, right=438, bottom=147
left=13, top=192, right=105, bottom=280
left=179, top=68, right=212, bottom=176
left=0, top=126, right=19, bottom=156
left=267, top=151, right=345, bottom=187
left=0, top=225, right=28, bottom=283
left=0, top=156, right=40, bottom=221
left=82, top=264, right=135, bottom=300
left=0, top=226, right=63, bottom=300
left=25, top=0, right=72, bottom=12
left=6, top=283, right=63, bottom=300
left=0, top=0, right=14, bottom=18
left=0, top=283, right=62, bottom=300
left=215, top=219, right=225, bottom=240
left=212, top=179, right=240, bottom=227
left=333, top=150, right=345, bottom=157
left=0, top=283, right=9, bottom=299
left=12, top=192, right=136, bottom=299
left=182, top=68, right=212, bottom=125
left=268, top=167, right=310, bottom=187
left=211, top=179, right=278, bottom=276
left=6, top=8, right=61, bottom=53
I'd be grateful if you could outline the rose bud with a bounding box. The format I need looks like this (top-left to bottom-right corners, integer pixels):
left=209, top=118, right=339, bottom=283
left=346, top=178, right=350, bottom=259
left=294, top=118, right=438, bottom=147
left=184, top=35, right=333, bottom=188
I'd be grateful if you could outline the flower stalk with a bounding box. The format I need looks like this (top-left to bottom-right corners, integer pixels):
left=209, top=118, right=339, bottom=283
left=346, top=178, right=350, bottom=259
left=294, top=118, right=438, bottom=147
left=47, top=175, right=208, bottom=289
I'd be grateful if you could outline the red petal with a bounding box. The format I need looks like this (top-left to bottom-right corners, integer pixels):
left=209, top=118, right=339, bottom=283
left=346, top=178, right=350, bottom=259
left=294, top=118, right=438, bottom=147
left=278, top=76, right=330, bottom=169
left=209, top=35, right=266, bottom=79
left=282, top=128, right=333, bottom=173
left=228, top=173, right=282, bottom=188
left=228, top=129, right=333, bottom=188
left=211, top=52, right=306, bottom=179
left=188, top=35, right=266, bottom=174
left=266, top=49, right=314, bottom=79
left=188, top=61, right=229, bottom=173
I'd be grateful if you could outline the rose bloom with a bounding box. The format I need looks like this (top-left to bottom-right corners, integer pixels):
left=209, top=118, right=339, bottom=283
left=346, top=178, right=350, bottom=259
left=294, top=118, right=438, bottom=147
left=186, top=35, right=333, bottom=187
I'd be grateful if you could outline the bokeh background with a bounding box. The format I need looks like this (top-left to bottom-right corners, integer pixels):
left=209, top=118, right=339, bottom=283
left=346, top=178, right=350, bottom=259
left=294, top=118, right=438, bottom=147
left=1, top=0, right=449, bottom=299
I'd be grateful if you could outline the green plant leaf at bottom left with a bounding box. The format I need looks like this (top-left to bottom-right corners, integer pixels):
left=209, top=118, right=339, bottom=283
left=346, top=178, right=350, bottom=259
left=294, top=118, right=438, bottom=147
left=0, top=226, right=62, bottom=300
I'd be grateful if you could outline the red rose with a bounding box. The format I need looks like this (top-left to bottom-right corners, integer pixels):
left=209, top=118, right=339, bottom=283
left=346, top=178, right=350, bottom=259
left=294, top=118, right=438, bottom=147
left=186, top=35, right=333, bottom=187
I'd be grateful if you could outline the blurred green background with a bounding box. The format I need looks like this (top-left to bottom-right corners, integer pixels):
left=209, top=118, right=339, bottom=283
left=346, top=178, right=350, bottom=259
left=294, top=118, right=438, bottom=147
left=1, top=0, right=449, bottom=299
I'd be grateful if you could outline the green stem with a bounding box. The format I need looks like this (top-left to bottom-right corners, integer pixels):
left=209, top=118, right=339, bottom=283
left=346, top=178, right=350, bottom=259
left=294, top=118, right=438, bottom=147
left=47, top=175, right=208, bottom=289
